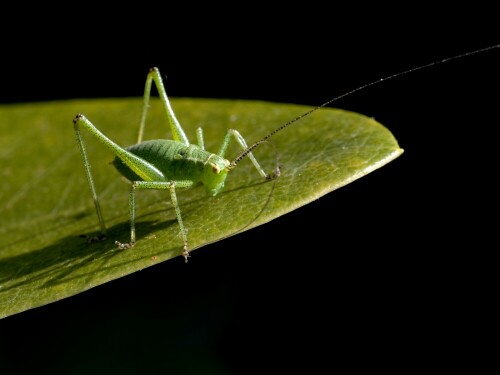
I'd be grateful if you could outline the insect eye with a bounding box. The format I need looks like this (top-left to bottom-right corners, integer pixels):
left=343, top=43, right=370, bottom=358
left=211, top=164, right=220, bottom=174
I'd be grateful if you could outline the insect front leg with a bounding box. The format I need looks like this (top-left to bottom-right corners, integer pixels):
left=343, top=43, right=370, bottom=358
left=115, top=180, right=194, bottom=263
left=137, top=67, right=190, bottom=146
left=218, top=129, right=280, bottom=180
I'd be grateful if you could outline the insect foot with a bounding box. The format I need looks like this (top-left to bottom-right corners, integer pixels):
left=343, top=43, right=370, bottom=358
left=266, top=163, right=282, bottom=181
left=115, top=241, right=134, bottom=250
left=183, top=246, right=190, bottom=263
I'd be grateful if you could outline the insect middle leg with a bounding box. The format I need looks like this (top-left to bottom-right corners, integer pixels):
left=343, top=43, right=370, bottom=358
left=115, top=180, right=194, bottom=263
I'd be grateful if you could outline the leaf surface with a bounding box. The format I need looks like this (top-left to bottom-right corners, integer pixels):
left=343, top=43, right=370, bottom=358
left=0, top=98, right=403, bottom=318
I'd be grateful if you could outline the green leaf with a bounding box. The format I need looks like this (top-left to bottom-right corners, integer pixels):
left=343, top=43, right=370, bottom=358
left=0, top=98, right=403, bottom=318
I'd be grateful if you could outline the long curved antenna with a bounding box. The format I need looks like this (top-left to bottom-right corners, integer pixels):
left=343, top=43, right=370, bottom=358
left=229, top=43, right=500, bottom=169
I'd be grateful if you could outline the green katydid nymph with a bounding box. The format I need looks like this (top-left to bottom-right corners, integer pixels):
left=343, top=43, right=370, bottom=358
left=73, top=44, right=499, bottom=263
left=73, top=67, right=281, bottom=263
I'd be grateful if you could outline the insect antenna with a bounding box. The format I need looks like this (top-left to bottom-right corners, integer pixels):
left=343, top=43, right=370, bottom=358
left=229, top=43, right=500, bottom=170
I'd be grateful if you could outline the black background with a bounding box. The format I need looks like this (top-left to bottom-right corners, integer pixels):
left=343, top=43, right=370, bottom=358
left=1, top=8, right=498, bottom=374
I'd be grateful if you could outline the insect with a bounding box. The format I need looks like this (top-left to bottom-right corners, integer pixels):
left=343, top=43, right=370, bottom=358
left=73, top=44, right=499, bottom=263
left=73, top=67, right=281, bottom=262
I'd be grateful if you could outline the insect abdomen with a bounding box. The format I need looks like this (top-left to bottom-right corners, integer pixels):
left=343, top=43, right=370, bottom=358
left=112, top=140, right=211, bottom=183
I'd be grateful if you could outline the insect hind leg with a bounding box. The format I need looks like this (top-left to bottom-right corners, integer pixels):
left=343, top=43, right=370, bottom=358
left=73, top=115, right=107, bottom=240
left=137, top=67, right=190, bottom=146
